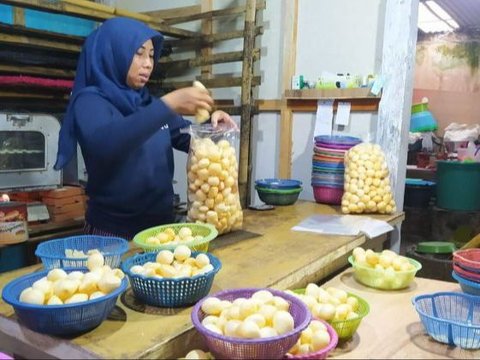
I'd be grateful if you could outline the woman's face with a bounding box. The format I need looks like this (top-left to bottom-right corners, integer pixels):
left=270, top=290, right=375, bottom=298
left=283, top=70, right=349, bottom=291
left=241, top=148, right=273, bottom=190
left=126, top=39, right=154, bottom=89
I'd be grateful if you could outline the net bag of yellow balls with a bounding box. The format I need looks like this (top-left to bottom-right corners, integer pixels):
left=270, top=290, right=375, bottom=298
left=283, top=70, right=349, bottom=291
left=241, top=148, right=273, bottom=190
left=341, top=143, right=396, bottom=214
left=186, top=124, right=243, bottom=234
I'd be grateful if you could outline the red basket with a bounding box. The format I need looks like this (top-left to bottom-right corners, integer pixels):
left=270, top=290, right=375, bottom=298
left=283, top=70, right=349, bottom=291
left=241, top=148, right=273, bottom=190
left=285, top=319, right=338, bottom=360
left=453, top=249, right=480, bottom=271
left=312, top=186, right=343, bottom=205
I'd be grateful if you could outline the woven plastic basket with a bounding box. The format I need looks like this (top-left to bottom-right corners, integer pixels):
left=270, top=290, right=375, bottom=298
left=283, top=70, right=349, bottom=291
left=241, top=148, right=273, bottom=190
left=34, top=235, right=129, bottom=270
left=121, top=251, right=221, bottom=307
left=133, top=223, right=218, bottom=253
left=1, top=267, right=128, bottom=336
left=412, top=291, right=480, bottom=349
left=348, top=255, right=422, bottom=290
left=191, top=288, right=311, bottom=359
left=453, top=249, right=480, bottom=271
left=293, top=288, right=369, bottom=341
left=285, top=319, right=338, bottom=360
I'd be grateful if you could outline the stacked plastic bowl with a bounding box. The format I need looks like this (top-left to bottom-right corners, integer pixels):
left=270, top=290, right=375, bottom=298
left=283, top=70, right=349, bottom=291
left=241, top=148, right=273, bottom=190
left=452, top=249, right=480, bottom=295
left=255, top=178, right=303, bottom=206
left=312, top=135, right=362, bottom=205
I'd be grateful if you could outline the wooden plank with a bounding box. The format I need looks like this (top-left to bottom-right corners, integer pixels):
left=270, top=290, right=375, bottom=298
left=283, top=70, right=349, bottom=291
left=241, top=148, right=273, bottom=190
left=0, top=23, right=84, bottom=44
left=278, top=0, right=298, bottom=179
left=200, top=0, right=213, bottom=79
left=279, top=108, right=293, bottom=177
left=286, top=98, right=380, bottom=112
left=0, top=91, right=68, bottom=100
left=161, top=75, right=261, bottom=90
left=160, top=49, right=260, bottom=73
left=256, top=99, right=283, bottom=112
left=214, top=105, right=258, bottom=116
left=164, top=27, right=263, bottom=48
left=0, top=63, right=75, bottom=78
left=238, top=0, right=257, bottom=208
left=0, top=32, right=81, bottom=52
left=142, top=5, right=201, bottom=21
left=0, top=201, right=403, bottom=359
left=284, top=88, right=381, bottom=99
left=0, top=0, right=199, bottom=38
left=161, top=0, right=266, bottom=25
left=12, top=6, right=25, bottom=26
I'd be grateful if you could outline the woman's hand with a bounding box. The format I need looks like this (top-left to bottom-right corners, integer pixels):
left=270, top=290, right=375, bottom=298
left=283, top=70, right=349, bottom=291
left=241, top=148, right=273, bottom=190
left=211, top=110, right=239, bottom=130
left=161, top=87, right=213, bottom=115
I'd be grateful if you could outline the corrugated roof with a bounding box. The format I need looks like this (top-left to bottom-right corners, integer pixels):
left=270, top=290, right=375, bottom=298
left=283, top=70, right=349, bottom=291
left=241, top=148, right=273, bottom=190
left=423, top=0, right=480, bottom=30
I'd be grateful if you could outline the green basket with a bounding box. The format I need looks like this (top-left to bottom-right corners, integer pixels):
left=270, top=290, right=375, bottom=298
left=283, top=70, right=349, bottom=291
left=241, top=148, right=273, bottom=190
left=292, top=288, right=369, bottom=341
left=133, top=223, right=218, bottom=253
left=348, top=256, right=422, bottom=290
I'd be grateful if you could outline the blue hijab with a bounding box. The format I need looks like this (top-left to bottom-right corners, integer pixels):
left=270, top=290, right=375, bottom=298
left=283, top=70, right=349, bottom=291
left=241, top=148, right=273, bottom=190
left=54, top=17, right=164, bottom=170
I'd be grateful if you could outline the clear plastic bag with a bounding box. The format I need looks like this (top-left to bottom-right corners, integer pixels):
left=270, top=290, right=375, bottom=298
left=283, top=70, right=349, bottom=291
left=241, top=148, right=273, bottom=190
left=186, top=124, right=243, bottom=234
left=341, top=143, right=397, bottom=214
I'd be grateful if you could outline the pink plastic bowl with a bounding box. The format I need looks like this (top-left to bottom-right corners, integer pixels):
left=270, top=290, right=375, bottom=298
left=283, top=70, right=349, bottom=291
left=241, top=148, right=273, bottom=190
left=312, top=186, right=343, bottom=205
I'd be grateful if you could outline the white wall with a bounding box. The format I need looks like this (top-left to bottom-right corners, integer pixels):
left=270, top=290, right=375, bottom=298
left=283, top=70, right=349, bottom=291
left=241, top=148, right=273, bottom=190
left=255, top=0, right=385, bottom=203
left=116, top=0, right=386, bottom=206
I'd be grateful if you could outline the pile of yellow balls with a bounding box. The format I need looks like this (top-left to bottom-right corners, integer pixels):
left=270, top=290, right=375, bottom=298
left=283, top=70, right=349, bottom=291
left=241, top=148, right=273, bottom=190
left=187, top=138, right=243, bottom=234
left=341, top=143, right=396, bottom=214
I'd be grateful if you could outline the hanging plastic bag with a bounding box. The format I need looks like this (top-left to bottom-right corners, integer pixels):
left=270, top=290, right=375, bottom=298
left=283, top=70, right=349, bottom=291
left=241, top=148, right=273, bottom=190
left=186, top=123, right=243, bottom=234
left=341, top=143, right=397, bottom=214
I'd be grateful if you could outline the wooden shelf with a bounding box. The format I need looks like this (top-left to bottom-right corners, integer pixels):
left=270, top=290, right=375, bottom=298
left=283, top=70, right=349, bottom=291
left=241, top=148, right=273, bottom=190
left=284, top=87, right=380, bottom=99
left=283, top=88, right=381, bottom=112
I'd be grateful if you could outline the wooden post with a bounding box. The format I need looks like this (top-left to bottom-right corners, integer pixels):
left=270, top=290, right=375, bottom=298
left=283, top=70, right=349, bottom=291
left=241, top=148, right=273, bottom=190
left=200, top=0, right=213, bottom=79
left=238, top=0, right=257, bottom=208
left=13, top=7, right=25, bottom=26
left=278, top=0, right=298, bottom=179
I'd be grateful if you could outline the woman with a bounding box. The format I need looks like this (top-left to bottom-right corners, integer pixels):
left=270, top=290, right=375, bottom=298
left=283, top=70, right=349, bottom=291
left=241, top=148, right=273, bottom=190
left=54, top=17, right=235, bottom=240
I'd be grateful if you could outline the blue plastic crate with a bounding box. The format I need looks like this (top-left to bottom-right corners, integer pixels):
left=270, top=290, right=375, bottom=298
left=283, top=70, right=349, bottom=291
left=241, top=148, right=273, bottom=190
left=0, top=5, right=96, bottom=36
left=35, top=235, right=129, bottom=270
left=0, top=5, right=13, bottom=24
left=412, top=291, right=480, bottom=349
left=1, top=267, right=128, bottom=336
left=121, top=251, right=221, bottom=308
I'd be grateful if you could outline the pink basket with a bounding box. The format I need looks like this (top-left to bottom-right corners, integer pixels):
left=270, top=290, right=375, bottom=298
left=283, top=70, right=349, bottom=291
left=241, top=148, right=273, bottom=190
left=312, top=186, right=343, bottom=205
left=285, top=319, right=338, bottom=360
left=453, top=249, right=480, bottom=271
left=453, top=263, right=480, bottom=282
left=191, top=288, right=311, bottom=360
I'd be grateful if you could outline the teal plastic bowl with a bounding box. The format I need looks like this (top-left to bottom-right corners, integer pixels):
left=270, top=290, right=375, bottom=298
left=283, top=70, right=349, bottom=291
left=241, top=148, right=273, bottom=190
left=255, top=186, right=302, bottom=206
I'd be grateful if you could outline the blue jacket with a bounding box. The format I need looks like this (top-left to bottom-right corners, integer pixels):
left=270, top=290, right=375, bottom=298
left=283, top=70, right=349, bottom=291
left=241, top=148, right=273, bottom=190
left=74, top=91, right=191, bottom=238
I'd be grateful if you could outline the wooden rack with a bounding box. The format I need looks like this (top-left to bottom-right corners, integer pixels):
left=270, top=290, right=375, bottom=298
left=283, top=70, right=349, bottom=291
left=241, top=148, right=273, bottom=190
left=0, top=0, right=265, bottom=207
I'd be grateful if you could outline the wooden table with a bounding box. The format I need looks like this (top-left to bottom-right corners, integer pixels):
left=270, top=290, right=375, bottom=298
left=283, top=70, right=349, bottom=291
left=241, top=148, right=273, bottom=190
left=326, top=269, right=478, bottom=359
left=0, top=201, right=404, bottom=359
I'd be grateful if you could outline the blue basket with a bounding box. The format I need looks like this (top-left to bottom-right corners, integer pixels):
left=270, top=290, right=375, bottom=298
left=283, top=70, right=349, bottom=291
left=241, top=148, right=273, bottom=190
left=1, top=267, right=128, bottom=336
left=121, top=251, right=221, bottom=308
left=452, top=271, right=480, bottom=296
left=254, top=178, right=303, bottom=190
left=35, top=235, right=129, bottom=270
left=412, top=291, right=480, bottom=349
